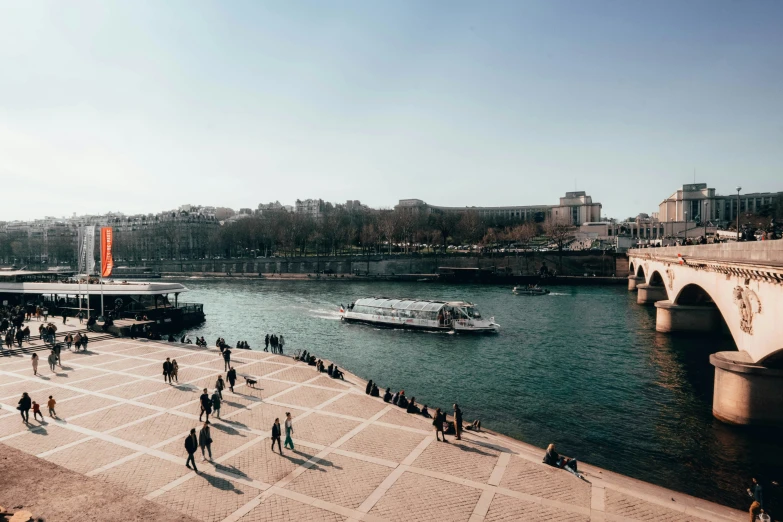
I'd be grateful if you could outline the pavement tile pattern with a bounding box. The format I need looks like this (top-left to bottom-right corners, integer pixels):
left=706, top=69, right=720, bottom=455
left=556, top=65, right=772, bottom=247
left=0, top=336, right=743, bottom=522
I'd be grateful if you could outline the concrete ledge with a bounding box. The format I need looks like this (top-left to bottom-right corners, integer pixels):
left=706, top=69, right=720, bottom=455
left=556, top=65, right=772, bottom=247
left=710, top=351, right=783, bottom=377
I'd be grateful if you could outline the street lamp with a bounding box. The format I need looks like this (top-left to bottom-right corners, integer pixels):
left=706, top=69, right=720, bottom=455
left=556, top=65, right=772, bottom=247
left=736, top=186, right=742, bottom=241
left=684, top=210, right=688, bottom=242
left=704, top=201, right=709, bottom=240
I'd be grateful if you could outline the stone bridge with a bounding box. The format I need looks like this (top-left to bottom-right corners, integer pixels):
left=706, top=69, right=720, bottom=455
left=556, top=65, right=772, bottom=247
left=627, top=241, right=783, bottom=427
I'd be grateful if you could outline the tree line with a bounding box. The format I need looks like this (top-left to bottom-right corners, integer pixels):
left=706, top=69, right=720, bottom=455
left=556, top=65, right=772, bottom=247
left=0, top=206, right=571, bottom=266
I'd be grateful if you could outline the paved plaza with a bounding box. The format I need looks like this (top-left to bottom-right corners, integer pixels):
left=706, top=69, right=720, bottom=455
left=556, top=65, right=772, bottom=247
left=0, top=337, right=745, bottom=521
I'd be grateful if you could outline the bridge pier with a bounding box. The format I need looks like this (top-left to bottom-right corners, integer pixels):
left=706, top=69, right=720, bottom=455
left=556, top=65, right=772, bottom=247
left=636, top=284, right=667, bottom=305
left=627, top=276, right=644, bottom=291
left=654, top=301, right=722, bottom=333
left=711, top=351, right=783, bottom=426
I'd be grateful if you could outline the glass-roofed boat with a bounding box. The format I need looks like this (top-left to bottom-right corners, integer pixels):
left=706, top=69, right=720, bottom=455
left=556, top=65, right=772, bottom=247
left=341, top=297, right=499, bottom=333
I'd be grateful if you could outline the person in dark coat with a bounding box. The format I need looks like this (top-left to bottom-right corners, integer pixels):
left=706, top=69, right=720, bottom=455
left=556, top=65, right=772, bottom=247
left=184, top=428, right=199, bottom=472
left=370, top=384, right=380, bottom=397
left=163, top=358, right=173, bottom=384
left=18, top=392, right=32, bottom=423
left=383, top=388, right=392, bottom=402
left=271, top=418, right=283, bottom=454
left=433, top=408, right=446, bottom=442
left=199, top=388, right=211, bottom=422
left=223, top=348, right=232, bottom=371
left=199, top=421, right=213, bottom=461
left=454, top=404, right=463, bottom=440
left=543, top=443, right=578, bottom=473
left=226, top=367, right=237, bottom=392
left=365, top=380, right=373, bottom=395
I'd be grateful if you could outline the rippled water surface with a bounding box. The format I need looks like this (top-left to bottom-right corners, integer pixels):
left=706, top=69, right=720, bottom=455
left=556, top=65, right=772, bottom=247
left=175, top=278, right=782, bottom=511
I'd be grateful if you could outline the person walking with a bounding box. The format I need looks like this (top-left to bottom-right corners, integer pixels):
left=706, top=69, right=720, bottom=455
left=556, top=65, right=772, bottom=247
left=62, top=310, right=68, bottom=325
left=284, top=412, right=295, bottom=450
left=199, top=421, right=213, bottom=461
left=18, top=392, right=31, bottom=423
left=433, top=407, right=446, bottom=442
left=211, top=389, right=221, bottom=419
left=171, top=359, right=179, bottom=383
left=78, top=310, right=84, bottom=324
left=163, top=358, right=173, bottom=384
left=47, top=351, right=57, bottom=373
left=271, top=418, right=283, bottom=454
left=47, top=395, right=57, bottom=418
left=222, top=347, right=232, bottom=371
left=454, top=404, right=463, bottom=441
left=32, top=401, right=44, bottom=422
left=53, top=343, right=62, bottom=367
left=215, top=376, right=225, bottom=400
left=31, top=353, right=39, bottom=376
left=227, top=367, right=236, bottom=393
left=264, top=334, right=269, bottom=352
left=747, top=478, right=764, bottom=522
left=184, top=428, right=199, bottom=472
left=199, top=388, right=211, bottom=422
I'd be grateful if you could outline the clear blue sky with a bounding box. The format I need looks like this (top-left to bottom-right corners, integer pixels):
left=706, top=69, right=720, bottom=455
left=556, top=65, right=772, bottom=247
left=1, top=0, right=781, bottom=221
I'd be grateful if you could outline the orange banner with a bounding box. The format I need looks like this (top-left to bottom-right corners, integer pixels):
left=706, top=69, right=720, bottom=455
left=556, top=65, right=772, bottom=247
left=101, top=227, right=114, bottom=278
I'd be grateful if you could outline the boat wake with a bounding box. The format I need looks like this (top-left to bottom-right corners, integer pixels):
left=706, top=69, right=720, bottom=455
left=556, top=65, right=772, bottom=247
left=309, top=309, right=342, bottom=321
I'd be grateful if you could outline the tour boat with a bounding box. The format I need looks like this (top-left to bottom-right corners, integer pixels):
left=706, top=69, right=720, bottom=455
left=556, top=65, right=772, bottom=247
left=341, top=297, right=499, bottom=333
left=0, top=270, right=204, bottom=330
left=512, top=286, right=550, bottom=296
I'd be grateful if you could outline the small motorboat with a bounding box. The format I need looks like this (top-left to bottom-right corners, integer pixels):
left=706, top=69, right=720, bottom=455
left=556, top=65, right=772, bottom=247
left=512, top=286, right=550, bottom=296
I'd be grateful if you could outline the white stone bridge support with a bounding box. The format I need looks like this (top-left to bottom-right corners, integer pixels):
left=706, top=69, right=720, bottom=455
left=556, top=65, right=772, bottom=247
left=628, top=241, right=783, bottom=426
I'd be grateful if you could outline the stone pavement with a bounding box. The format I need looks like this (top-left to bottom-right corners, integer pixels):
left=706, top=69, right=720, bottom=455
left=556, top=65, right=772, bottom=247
left=0, top=338, right=745, bottom=522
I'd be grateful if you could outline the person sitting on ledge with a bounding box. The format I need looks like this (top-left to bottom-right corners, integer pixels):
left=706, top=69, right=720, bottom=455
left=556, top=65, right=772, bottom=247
left=421, top=405, right=431, bottom=418
left=331, top=366, right=344, bottom=380
left=397, top=391, right=408, bottom=409
left=365, top=380, right=373, bottom=395
left=299, top=350, right=308, bottom=362
left=308, top=355, right=317, bottom=366
left=327, top=363, right=334, bottom=376
left=407, top=397, right=420, bottom=414
left=465, top=419, right=481, bottom=431
left=370, top=383, right=380, bottom=397
left=316, top=359, right=324, bottom=372
left=383, top=388, right=392, bottom=402
left=543, top=443, right=578, bottom=474
left=391, top=390, right=400, bottom=405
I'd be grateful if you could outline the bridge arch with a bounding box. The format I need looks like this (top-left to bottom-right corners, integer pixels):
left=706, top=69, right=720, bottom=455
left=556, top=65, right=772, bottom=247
left=649, top=270, right=665, bottom=287
left=635, top=265, right=645, bottom=279
left=671, top=283, right=732, bottom=338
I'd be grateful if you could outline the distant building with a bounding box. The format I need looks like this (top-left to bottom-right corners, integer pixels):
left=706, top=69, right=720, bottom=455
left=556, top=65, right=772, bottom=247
left=659, top=183, right=782, bottom=228
left=395, top=191, right=601, bottom=226
left=257, top=201, right=285, bottom=214
left=295, top=199, right=324, bottom=219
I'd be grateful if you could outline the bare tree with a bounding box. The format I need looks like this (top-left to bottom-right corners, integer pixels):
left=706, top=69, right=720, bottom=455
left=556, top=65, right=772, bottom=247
left=543, top=218, right=575, bottom=274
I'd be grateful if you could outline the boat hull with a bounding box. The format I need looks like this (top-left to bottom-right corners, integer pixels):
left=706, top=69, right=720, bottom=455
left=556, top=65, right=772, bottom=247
left=342, top=316, right=497, bottom=333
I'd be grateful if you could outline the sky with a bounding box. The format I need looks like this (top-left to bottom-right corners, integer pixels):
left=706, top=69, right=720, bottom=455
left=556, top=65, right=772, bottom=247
left=1, top=0, right=782, bottom=221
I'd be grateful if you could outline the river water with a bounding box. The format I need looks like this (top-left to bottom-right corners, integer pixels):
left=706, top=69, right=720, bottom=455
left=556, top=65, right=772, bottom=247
left=174, top=278, right=781, bottom=511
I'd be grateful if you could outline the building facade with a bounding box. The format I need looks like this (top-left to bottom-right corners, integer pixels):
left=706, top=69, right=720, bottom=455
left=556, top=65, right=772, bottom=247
left=659, top=183, right=781, bottom=227
left=395, top=191, right=601, bottom=226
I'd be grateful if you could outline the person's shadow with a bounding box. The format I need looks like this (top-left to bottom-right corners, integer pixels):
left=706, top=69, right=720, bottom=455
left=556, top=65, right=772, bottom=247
left=198, top=471, right=245, bottom=494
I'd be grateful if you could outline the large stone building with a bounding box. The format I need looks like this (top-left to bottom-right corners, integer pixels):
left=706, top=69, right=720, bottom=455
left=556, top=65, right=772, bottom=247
left=659, top=183, right=781, bottom=227
left=395, top=191, right=601, bottom=226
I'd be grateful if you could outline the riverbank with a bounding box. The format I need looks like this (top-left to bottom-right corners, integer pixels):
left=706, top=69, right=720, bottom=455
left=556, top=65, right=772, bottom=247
left=163, top=272, right=628, bottom=285
left=0, top=337, right=746, bottom=521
